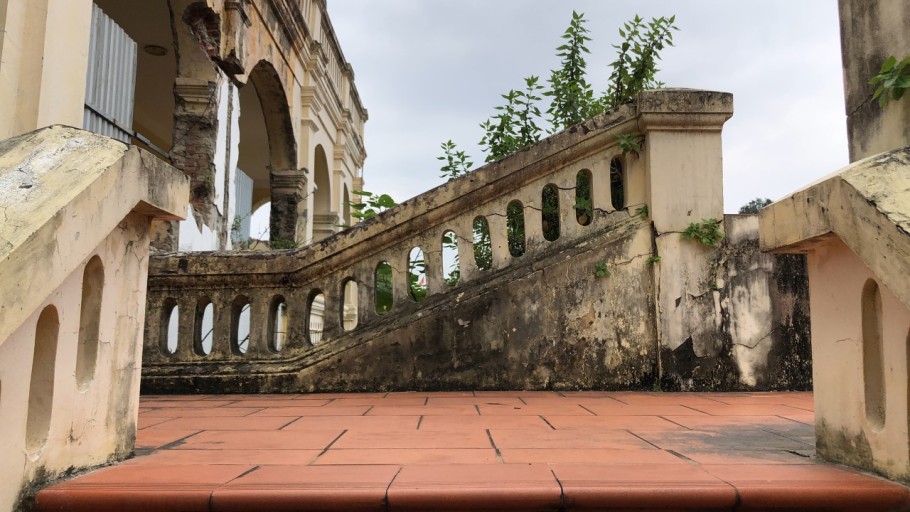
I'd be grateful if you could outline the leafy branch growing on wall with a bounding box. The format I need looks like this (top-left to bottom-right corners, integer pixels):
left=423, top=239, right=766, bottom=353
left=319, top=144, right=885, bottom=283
left=437, top=11, right=678, bottom=172
left=682, top=219, right=724, bottom=247
left=349, top=190, right=397, bottom=220
left=593, top=260, right=611, bottom=278
left=870, top=55, right=910, bottom=107
left=616, top=133, right=644, bottom=157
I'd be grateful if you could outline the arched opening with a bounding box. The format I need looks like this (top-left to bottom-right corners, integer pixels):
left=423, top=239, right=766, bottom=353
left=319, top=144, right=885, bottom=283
left=308, top=292, right=326, bottom=345
left=507, top=200, right=526, bottom=257
left=375, top=261, right=394, bottom=314
left=408, top=247, right=428, bottom=302
left=194, top=298, right=215, bottom=356
left=610, top=158, right=626, bottom=211
left=542, top=184, right=560, bottom=242
left=230, top=296, right=251, bottom=355
left=576, top=170, right=593, bottom=225
left=312, top=145, right=334, bottom=241
left=160, top=298, right=180, bottom=355
left=241, top=60, right=298, bottom=246
left=27, top=306, right=59, bottom=453
left=342, top=279, right=359, bottom=331
left=862, top=279, right=886, bottom=430
left=442, top=231, right=460, bottom=286
left=343, top=185, right=352, bottom=227
left=268, top=296, right=289, bottom=352
left=473, top=217, right=493, bottom=271
left=76, top=256, right=104, bottom=390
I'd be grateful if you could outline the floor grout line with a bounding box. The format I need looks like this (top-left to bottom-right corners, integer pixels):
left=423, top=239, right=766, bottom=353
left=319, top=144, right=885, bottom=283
left=485, top=429, right=504, bottom=464
left=578, top=404, right=597, bottom=416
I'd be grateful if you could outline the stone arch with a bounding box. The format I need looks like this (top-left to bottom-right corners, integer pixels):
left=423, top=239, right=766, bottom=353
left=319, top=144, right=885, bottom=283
left=312, top=145, right=334, bottom=241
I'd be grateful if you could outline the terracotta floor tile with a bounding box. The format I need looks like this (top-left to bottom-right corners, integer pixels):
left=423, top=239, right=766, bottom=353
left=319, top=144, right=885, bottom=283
left=224, top=399, right=330, bottom=408
left=779, top=412, right=816, bottom=425
left=489, top=429, right=653, bottom=449
left=175, top=429, right=344, bottom=450
left=137, top=416, right=175, bottom=430
left=679, top=449, right=816, bottom=465
left=320, top=396, right=427, bottom=406
left=142, top=395, right=217, bottom=401
left=134, top=400, right=237, bottom=408
left=388, top=464, right=561, bottom=511
left=366, top=405, right=480, bottom=416
left=477, top=404, right=593, bottom=416
left=313, top=448, right=498, bottom=465
left=552, top=463, right=736, bottom=510
left=216, top=394, right=302, bottom=400
left=385, top=391, right=476, bottom=398
left=48, top=464, right=253, bottom=486
left=282, top=415, right=420, bottom=431
left=126, top=448, right=321, bottom=465
left=662, top=414, right=799, bottom=430
left=145, top=416, right=295, bottom=431
left=425, top=396, right=525, bottom=406
left=543, top=415, right=685, bottom=430
left=473, top=391, right=557, bottom=398
left=684, top=403, right=809, bottom=416
left=333, top=429, right=490, bottom=449
left=213, top=465, right=400, bottom=512
left=135, top=429, right=201, bottom=450
left=579, top=404, right=712, bottom=416
left=635, top=428, right=812, bottom=452
left=701, top=464, right=910, bottom=511
left=418, top=415, right=552, bottom=431
left=500, top=448, right=687, bottom=465
left=298, top=392, right=389, bottom=400
left=140, top=407, right=263, bottom=417
left=247, top=405, right=371, bottom=416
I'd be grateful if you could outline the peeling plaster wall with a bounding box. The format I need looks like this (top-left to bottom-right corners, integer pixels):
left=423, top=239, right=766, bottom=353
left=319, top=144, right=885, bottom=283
left=0, top=213, right=152, bottom=512
left=658, top=215, right=811, bottom=391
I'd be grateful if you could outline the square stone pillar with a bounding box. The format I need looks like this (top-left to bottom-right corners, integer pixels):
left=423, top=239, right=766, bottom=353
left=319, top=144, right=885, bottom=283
left=270, top=168, right=308, bottom=245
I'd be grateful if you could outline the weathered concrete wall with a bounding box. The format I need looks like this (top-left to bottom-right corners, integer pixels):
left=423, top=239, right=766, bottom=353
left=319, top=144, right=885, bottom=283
left=659, top=215, right=811, bottom=391
left=0, top=127, right=188, bottom=511
left=761, top=146, right=910, bottom=483
left=141, top=90, right=812, bottom=394
left=839, top=0, right=910, bottom=161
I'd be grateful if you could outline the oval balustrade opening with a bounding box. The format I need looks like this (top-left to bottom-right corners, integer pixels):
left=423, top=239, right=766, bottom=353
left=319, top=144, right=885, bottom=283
left=408, top=247, right=428, bottom=302
left=473, top=217, right=493, bottom=271
left=507, top=200, right=526, bottom=257
left=195, top=300, right=215, bottom=356
left=375, top=261, right=393, bottom=314
left=269, top=297, right=288, bottom=352
left=309, top=293, right=326, bottom=344
left=576, top=170, right=593, bottom=226
left=442, top=231, right=460, bottom=286
left=542, top=184, right=560, bottom=242
left=342, top=280, right=359, bottom=331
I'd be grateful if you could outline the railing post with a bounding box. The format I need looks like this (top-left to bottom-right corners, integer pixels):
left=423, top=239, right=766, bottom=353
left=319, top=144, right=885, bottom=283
left=270, top=168, right=309, bottom=245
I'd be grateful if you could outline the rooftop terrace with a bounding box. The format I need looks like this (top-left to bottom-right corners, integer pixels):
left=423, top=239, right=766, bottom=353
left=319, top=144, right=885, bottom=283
left=35, top=391, right=910, bottom=511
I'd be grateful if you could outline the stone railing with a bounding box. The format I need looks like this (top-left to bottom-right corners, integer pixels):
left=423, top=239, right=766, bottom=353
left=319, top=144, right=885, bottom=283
left=142, top=89, right=808, bottom=393
left=0, top=126, right=187, bottom=511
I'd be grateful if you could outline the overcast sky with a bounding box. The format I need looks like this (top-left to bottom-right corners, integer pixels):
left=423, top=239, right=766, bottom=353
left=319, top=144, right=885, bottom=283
left=328, top=1, right=848, bottom=213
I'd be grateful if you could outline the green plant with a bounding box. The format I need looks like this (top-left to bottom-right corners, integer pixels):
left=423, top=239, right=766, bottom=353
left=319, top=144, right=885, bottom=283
left=870, top=55, right=910, bottom=107
left=738, top=197, right=772, bottom=214
left=604, top=15, right=678, bottom=108
left=593, top=261, right=611, bottom=278
left=616, top=133, right=643, bottom=157
left=438, top=140, right=473, bottom=181
left=545, top=10, right=600, bottom=130
left=348, top=190, right=397, bottom=220
left=636, top=204, right=649, bottom=220
left=442, top=231, right=461, bottom=286
left=270, top=238, right=298, bottom=250
left=682, top=219, right=724, bottom=247
left=646, top=255, right=661, bottom=266
left=479, top=76, right=545, bottom=162
left=441, top=12, right=678, bottom=169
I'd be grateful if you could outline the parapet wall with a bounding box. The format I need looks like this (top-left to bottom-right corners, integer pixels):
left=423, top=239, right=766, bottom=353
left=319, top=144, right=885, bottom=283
left=141, top=89, right=812, bottom=393
left=0, top=127, right=188, bottom=511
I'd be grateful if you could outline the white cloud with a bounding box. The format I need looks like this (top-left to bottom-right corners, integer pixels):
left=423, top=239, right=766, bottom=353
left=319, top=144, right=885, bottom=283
left=329, top=1, right=848, bottom=212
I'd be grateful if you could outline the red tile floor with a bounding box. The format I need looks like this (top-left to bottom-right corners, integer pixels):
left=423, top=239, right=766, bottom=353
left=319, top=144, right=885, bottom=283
left=36, top=391, right=910, bottom=511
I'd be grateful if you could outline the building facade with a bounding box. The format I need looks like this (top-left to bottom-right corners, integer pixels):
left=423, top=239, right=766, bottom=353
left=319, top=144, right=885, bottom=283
left=0, top=0, right=368, bottom=250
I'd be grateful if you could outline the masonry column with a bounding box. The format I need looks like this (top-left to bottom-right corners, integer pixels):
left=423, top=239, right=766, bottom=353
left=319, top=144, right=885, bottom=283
left=270, top=168, right=308, bottom=245
left=638, top=89, right=734, bottom=387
